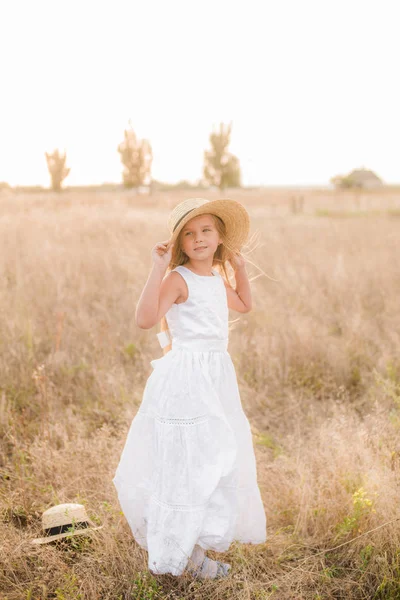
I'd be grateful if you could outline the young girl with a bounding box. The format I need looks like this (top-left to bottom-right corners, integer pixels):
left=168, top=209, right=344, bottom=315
left=113, top=197, right=267, bottom=579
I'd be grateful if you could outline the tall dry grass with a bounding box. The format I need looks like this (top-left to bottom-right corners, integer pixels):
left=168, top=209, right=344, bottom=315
left=1, top=190, right=400, bottom=599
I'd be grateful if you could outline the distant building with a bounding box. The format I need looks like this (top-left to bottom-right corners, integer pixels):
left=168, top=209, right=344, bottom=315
left=331, top=168, right=383, bottom=189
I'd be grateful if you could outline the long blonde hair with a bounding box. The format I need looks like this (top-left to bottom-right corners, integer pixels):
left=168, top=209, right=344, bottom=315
left=159, top=213, right=263, bottom=354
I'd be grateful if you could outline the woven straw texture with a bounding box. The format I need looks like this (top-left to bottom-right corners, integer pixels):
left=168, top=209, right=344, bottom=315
left=31, top=503, right=103, bottom=545
left=42, top=503, right=87, bottom=528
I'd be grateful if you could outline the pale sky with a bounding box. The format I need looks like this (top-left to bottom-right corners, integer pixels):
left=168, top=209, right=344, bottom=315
left=1, top=0, right=399, bottom=187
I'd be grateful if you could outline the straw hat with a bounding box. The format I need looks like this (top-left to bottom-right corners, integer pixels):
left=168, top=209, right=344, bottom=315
left=31, top=503, right=103, bottom=545
left=167, top=198, right=250, bottom=251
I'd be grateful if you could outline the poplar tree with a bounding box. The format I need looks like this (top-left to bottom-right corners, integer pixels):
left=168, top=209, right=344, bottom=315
left=203, top=122, right=241, bottom=190
left=118, top=123, right=153, bottom=189
left=45, top=149, right=70, bottom=191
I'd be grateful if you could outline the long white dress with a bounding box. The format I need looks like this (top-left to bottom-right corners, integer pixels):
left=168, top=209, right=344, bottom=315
left=112, top=265, right=267, bottom=575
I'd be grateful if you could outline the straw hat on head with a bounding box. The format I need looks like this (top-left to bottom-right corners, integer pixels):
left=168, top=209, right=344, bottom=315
left=167, top=198, right=250, bottom=251
left=31, top=503, right=103, bottom=545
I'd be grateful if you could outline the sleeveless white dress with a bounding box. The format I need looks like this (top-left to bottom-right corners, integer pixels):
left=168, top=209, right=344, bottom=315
left=112, top=265, right=267, bottom=576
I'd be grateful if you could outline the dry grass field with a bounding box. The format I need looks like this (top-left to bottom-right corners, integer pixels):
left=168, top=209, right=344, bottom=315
left=1, top=188, right=400, bottom=599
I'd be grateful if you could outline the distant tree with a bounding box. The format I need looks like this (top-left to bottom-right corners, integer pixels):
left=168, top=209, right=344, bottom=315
left=330, top=175, right=361, bottom=190
left=117, top=122, right=153, bottom=189
left=45, top=149, right=70, bottom=192
left=331, top=168, right=383, bottom=190
left=203, top=122, right=241, bottom=190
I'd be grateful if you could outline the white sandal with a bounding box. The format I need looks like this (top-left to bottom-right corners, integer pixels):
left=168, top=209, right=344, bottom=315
left=187, top=555, right=231, bottom=579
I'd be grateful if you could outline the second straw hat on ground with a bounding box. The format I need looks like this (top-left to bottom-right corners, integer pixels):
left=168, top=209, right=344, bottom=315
left=31, top=503, right=103, bottom=545
left=167, top=198, right=250, bottom=251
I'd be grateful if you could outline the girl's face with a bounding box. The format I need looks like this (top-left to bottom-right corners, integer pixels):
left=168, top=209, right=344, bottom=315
left=179, top=214, right=222, bottom=261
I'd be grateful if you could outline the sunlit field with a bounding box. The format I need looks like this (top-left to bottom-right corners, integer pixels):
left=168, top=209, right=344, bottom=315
left=1, top=188, right=400, bottom=599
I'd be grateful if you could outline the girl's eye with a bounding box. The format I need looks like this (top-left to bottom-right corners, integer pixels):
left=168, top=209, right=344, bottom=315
left=184, top=228, right=211, bottom=236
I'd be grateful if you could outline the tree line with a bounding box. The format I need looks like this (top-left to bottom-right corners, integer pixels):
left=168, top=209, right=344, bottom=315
left=45, top=121, right=241, bottom=192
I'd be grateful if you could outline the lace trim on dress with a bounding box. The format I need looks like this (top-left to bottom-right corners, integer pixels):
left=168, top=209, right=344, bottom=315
left=150, top=482, right=262, bottom=512
left=151, top=494, right=208, bottom=511
left=151, top=414, right=209, bottom=426
left=137, top=409, right=248, bottom=426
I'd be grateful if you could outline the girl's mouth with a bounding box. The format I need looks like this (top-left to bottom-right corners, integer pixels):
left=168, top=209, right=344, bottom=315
left=194, top=246, right=207, bottom=252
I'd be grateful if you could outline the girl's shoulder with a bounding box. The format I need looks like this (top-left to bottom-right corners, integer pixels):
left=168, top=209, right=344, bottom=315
left=170, top=265, right=190, bottom=282
left=166, top=266, right=192, bottom=292
left=162, top=268, right=188, bottom=293
left=171, top=265, right=187, bottom=275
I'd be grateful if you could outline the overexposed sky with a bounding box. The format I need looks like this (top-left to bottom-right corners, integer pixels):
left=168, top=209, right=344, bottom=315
left=1, top=0, right=399, bottom=187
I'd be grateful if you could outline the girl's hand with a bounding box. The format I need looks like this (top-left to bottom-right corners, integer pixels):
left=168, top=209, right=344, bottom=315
left=228, top=252, right=246, bottom=271
left=151, top=239, right=174, bottom=270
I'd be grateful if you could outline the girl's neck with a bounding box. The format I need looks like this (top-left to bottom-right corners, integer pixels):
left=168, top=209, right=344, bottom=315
left=184, top=260, right=214, bottom=277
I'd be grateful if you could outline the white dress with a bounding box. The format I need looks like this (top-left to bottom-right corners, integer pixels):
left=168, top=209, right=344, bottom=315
left=112, top=265, right=267, bottom=576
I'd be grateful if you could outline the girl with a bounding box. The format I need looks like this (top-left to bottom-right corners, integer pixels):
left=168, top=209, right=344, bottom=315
left=112, top=197, right=267, bottom=579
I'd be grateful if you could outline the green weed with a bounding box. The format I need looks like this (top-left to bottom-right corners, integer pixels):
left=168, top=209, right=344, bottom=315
left=336, top=486, right=376, bottom=538
left=255, top=432, right=282, bottom=457
left=123, top=342, right=139, bottom=361
left=130, top=571, right=161, bottom=600
left=387, top=209, right=400, bottom=218
left=360, top=544, right=374, bottom=571
left=55, top=573, right=82, bottom=600
left=373, top=575, right=400, bottom=599
left=322, top=565, right=340, bottom=579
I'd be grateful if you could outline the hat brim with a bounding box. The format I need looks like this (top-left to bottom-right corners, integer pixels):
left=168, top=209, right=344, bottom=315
left=168, top=198, right=250, bottom=252
left=31, top=525, right=104, bottom=545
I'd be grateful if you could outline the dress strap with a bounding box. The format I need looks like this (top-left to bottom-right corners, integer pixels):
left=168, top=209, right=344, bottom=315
left=172, top=265, right=192, bottom=283
left=173, top=265, right=219, bottom=280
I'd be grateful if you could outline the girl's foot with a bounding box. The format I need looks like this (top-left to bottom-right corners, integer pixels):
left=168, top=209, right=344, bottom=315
left=185, top=545, right=231, bottom=579
left=199, top=556, right=231, bottom=579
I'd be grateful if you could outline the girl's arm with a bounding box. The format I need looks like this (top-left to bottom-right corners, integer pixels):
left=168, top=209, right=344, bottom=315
left=223, top=254, right=252, bottom=313
left=135, top=240, right=183, bottom=329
